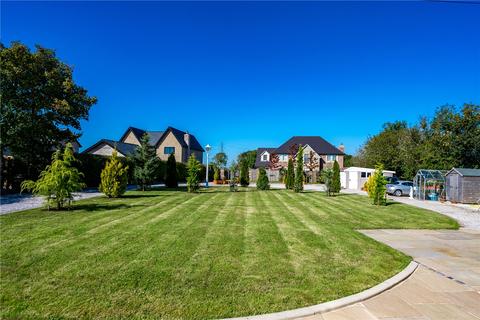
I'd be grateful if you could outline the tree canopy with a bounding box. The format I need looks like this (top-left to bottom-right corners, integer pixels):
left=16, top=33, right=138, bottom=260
left=237, top=150, right=257, bottom=169
left=355, top=104, right=479, bottom=179
left=0, top=42, right=97, bottom=178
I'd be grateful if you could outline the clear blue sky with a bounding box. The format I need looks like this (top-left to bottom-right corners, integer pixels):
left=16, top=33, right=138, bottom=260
left=2, top=1, right=479, bottom=161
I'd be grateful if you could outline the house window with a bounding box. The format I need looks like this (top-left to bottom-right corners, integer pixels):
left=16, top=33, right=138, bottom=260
left=361, top=172, right=367, bottom=178
left=327, top=155, right=336, bottom=162
left=164, top=147, right=175, bottom=154
left=304, top=154, right=310, bottom=163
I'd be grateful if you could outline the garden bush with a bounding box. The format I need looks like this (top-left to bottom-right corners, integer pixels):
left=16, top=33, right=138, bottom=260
left=165, top=153, right=178, bottom=188
left=256, top=168, right=270, bottom=190
left=99, top=150, right=128, bottom=198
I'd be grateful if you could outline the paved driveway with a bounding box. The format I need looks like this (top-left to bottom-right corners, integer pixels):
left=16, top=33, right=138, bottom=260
left=300, top=228, right=480, bottom=320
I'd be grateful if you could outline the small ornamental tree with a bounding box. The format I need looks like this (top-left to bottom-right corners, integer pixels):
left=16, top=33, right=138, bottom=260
left=213, top=166, right=220, bottom=181
left=285, top=158, right=295, bottom=190
left=368, top=164, right=387, bottom=205
left=294, top=145, right=304, bottom=192
left=256, top=168, right=270, bottom=190
left=321, top=168, right=334, bottom=196
left=99, top=149, right=128, bottom=198
left=240, top=160, right=250, bottom=187
left=331, top=160, right=341, bottom=195
left=186, top=154, right=201, bottom=192
left=20, top=143, right=85, bottom=210
left=165, top=153, right=178, bottom=188
left=132, top=133, right=158, bottom=191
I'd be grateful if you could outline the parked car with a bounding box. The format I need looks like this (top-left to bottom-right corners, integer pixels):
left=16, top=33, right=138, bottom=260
left=385, top=176, right=399, bottom=184
left=386, top=180, right=414, bottom=196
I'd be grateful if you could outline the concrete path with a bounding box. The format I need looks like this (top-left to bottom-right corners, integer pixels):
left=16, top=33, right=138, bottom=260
left=385, top=195, right=480, bottom=230
left=300, top=229, right=480, bottom=320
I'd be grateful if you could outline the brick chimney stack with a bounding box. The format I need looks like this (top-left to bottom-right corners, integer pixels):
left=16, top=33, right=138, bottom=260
left=338, top=143, right=345, bottom=153
left=184, top=132, right=190, bottom=159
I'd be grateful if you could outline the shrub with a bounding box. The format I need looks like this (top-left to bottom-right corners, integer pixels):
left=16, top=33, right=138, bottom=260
left=20, top=143, right=85, bottom=210
left=213, top=166, right=220, bottom=181
left=285, top=158, right=294, bottom=189
left=294, top=146, right=304, bottom=192
left=368, top=164, right=387, bottom=205
left=186, top=154, right=202, bottom=192
left=99, top=149, right=128, bottom=198
left=256, top=168, right=270, bottom=190
left=240, top=160, right=249, bottom=187
left=321, top=168, right=334, bottom=196
left=132, top=133, right=159, bottom=191
left=331, top=160, right=341, bottom=194
left=165, top=153, right=178, bottom=188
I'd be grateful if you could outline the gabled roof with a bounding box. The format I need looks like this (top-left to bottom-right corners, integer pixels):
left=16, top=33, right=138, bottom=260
left=119, top=127, right=146, bottom=144
left=447, top=168, right=480, bottom=177
left=254, top=148, right=276, bottom=168
left=119, top=127, right=165, bottom=146
left=156, top=126, right=204, bottom=152
left=275, top=136, right=344, bottom=155
left=82, top=139, right=138, bottom=156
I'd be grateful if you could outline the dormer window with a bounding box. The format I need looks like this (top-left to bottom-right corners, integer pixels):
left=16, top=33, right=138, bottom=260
left=261, top=151, right=270, bottom=162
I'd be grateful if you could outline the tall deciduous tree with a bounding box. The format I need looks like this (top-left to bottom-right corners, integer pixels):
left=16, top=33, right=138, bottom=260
left=20, top=143, right=85, bottom=210
left=132, top=133, right=158, bottom=191
left=0, top=42, right=97, bottom=179
left=237, top=150, right=257, bottom=169
left=99, top=149, right=128, bottom=198
left=186, top=154, right=201, bottom=192
left=294, top=146, right=304, bottom=193
left=165, top=153, right=178, bottom=188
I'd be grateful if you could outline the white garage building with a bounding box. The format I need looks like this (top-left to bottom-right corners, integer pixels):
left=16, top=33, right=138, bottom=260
left=341, top=167, right=396, bottom=190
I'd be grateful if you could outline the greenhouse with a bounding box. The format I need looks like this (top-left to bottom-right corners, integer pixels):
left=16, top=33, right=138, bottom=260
left=414, top=169, right=447, bottom=201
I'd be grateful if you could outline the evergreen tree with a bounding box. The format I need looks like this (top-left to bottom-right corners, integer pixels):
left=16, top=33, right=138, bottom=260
left=285, top=158, right=295, bottom=190
left=367, top=164, right=387, bottom=205
left=331, top=160, right=341, bottom=194
left=240, top=160, right=250, bottom=187
left=294, top=146, right=304, bottom=192
left=165, top=153, right=178, bottom=188
left=186, top=154, right=201, bottom=192
left=321, top=168, right=334, bottom=196
left=99, top=149, right=128, bottom=198
left=20, top=143, right=85, bottom=210
left=132, top=133, right=158, bottom=191
left=256, top=168, right=270, bottom=190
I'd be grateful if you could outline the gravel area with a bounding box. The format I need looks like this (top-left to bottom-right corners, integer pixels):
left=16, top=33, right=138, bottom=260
left=0, top=190, right=102, bottom=215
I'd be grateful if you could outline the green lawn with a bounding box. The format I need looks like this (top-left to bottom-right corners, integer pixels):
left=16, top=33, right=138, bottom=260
left=0, top=189, right=458, bottom=319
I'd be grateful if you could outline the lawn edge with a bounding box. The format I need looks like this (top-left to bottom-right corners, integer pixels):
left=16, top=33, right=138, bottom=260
left=223, top=261, right=418, bottom=320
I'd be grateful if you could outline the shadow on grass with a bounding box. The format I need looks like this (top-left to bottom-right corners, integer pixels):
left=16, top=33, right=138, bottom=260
left=72, top=203, right=134, bottom=212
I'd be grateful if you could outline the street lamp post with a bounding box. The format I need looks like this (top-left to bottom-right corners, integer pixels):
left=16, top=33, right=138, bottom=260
left=205, top=144, right=211, bottom=188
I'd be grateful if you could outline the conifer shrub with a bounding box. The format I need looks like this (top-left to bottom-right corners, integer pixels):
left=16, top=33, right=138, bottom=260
left=294, top=146, right=304, bottom=192
left=186, top=154, right=202, bottom=192
left=256, top=168, right=270, bottom=190
left=165, top=153, right=178, bottom=188
left=99, top=149, right=128, bottom=198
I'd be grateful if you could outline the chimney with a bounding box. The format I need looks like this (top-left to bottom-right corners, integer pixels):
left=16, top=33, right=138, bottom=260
left=184, top=132, right=191, bottom=159
left=338, top=143, right=345, bottom=153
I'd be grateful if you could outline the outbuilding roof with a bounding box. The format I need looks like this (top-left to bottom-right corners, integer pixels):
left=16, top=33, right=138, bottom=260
left=82, top=139, right=138, bottom=156
left=447, top=168, right=480, bottom=177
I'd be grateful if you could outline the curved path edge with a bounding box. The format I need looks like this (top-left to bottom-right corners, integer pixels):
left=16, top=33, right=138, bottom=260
left=223, top=261, right=418, bottom=320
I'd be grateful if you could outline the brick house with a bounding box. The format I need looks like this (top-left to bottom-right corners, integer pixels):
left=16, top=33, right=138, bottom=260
left=83, top=126, right=204, bottom=163
left=253, top=136, right=345, bottom=182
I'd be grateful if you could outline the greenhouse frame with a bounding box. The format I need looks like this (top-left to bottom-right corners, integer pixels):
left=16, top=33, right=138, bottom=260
left=413, top=169, right=447, bottom=201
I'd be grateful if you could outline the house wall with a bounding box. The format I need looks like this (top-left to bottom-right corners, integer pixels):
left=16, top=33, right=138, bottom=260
left=89, top=144, right=125, bottom=157
left=461, top=176, right=480, bottom=204
left=156, top=131, right=184, bottom=162
left=190, top=150, right=203, bottom=164
left=122, top=131, right=141, bottom=145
